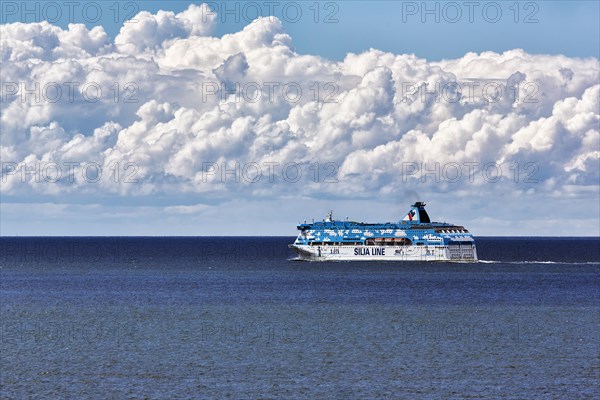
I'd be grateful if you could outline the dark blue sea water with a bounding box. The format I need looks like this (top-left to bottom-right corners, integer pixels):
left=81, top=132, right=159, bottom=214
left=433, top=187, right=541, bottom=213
left=1, top=237, right=599, bottom=399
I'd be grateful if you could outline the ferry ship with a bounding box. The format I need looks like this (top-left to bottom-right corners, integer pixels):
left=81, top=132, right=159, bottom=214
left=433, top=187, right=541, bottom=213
left=289, top=202, right=477, bottom=261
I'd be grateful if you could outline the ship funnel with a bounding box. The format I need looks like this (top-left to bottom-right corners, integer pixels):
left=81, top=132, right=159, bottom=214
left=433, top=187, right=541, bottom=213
left=401, top=202, right=431, bottom=223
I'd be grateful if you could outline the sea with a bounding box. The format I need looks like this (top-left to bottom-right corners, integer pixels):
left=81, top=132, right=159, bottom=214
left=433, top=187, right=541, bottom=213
left=1, top=237, right=599, bottom=399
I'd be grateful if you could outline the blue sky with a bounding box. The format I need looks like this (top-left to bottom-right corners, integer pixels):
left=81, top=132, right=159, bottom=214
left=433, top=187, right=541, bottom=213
left=1, top=1, right=599, bottom=236
left=2, top=1, right=599, bottom=60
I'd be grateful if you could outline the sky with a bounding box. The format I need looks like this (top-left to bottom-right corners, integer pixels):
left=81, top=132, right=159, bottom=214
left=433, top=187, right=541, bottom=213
left=1, top=1, right=599, bottom=60
left=1, top=1, right=599, bottom=236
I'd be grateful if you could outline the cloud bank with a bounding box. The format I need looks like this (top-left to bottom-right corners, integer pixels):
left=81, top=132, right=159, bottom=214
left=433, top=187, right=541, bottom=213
left=1, top=4, right=599, bottom=235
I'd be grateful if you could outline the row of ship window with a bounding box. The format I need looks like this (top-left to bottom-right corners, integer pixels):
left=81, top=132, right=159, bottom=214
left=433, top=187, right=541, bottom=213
left=308, top=242, right=362, bottom=246
left=308, top=241, right=414, bottom=246
left=307, top=242, right=436, bottom=246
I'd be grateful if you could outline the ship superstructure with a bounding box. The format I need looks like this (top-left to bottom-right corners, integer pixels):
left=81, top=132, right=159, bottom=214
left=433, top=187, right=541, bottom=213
left=289, top=202, right=477, bottom=261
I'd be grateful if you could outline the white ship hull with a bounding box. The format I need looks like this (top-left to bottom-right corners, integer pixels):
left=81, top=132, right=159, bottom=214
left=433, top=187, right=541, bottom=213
left=289, top=244, right=477, bottom=262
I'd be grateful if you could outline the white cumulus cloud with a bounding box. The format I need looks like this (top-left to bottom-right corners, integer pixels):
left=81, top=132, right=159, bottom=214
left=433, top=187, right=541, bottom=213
left=1, top=4, right=599, bottom=234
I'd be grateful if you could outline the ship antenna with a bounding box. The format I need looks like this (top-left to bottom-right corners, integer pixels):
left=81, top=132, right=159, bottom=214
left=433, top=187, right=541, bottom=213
left=326, top=210, right=333, bottom=222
